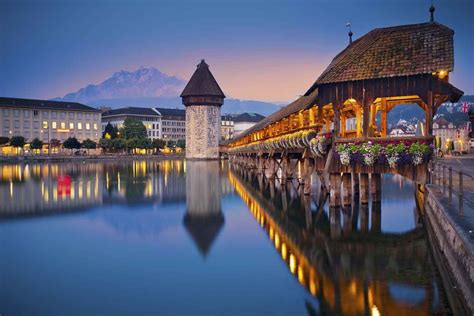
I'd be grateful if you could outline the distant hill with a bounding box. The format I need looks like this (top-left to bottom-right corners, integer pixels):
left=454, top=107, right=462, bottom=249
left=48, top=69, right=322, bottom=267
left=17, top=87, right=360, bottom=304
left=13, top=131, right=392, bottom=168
left=53, top=66, right=282, bottom=116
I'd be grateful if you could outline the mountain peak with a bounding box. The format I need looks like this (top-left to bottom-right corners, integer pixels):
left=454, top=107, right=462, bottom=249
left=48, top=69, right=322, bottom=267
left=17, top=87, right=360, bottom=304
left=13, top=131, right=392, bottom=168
left=57, top=66, right=186, bottom=103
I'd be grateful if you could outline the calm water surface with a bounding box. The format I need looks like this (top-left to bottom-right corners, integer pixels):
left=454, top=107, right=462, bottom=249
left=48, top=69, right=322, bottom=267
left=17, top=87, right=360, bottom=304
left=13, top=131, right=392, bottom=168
left=0, top=160, right=450, bottom=315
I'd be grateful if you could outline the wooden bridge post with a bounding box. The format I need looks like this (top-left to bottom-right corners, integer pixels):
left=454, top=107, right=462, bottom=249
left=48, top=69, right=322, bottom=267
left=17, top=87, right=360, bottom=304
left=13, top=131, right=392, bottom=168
left=370, top=173, right=381, bottom=203
left=329, top=173, right=341, bottom=207
left=342, top=173, right=352, bottom=206
left=360, top=173, right=369, bottom=204
left=352, top=172, right=359, bottom=195
left=360, top=203, right=369, bottom=233
left=371, top=201, right=381, bottom=233
left=303, top=153, right=314, bottom=195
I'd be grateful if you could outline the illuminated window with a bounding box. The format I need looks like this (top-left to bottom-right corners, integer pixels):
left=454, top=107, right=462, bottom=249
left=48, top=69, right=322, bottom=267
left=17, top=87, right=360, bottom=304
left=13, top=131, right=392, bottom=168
left=85, top=123, right=90, bottom=130
left=69, top=122, right=74, bottom=129
left=78, top=122, right=82, bottom=130
left=42, top=121, right=48, bottom=129
left=93, top=123, right=98, bottom=130
left=60, top=122, right=66, bottom=129
left=52, top=122, right=57, bottom=129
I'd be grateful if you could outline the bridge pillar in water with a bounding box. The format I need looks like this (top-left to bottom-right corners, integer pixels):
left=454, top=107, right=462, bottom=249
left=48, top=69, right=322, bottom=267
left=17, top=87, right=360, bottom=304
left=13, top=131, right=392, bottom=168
left=352, top=171, right=360, bottom=195
left=360, top=173, right=369, bottom=204
left=303, top=157, right=314, bottom=195
left=330, top=173, right=341, bottom=207
left=360, top=203, right=369, bottom=233
left=371, top=201, right=381, bottom=233
left=342, top=173, right=352, bottom=206
left=371, top=173, right=381, bottom=203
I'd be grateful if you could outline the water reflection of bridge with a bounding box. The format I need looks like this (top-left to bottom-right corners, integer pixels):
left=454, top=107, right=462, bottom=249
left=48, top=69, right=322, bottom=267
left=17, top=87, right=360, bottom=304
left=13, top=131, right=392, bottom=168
left=229, top=166, right=446, bottom=315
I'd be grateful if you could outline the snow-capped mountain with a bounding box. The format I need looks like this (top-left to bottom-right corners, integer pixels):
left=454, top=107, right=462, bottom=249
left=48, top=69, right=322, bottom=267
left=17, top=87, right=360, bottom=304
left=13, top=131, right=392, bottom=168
left=55, top=67, right=186, bottom=103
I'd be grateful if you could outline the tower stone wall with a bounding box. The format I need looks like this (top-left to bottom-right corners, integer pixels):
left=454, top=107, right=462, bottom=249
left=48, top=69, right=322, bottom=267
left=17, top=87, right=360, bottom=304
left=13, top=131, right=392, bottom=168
left=181, top=60, right=225, bottom=160
left=186, top=105, right=221, bottom=159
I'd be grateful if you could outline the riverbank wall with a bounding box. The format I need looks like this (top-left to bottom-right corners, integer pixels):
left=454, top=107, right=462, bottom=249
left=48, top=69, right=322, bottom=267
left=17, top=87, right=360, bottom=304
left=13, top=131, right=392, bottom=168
left=0, top=154, right=185, bottom=163
left=424, top=184, right=474, bottom=315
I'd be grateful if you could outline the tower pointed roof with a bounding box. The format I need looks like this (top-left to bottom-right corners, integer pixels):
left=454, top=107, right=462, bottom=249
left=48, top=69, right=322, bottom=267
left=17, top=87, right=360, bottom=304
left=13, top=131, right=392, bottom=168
left=183, top=212, right=224, bottom=257
left=180, top=60, right=226, bottom=98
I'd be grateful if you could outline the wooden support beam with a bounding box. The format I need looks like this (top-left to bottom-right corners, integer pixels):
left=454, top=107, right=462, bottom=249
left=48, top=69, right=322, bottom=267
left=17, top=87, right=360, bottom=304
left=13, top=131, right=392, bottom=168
left=371, top=201, right=381, bottom=233
left=352, top=172, right=360, bottom=195
left=329, top=173, right=341, bottom=207
left=329, top=207, right=342, bottom=239
left=360, top=173, right=369, bottom=204
left=342, top=173, right=352, bottom=206
left=360, top=203, right=369, bottom=233
left=425, top=91, right=434, bottom=136
left=381, top=98, right=387, bottom=137
left=303, top=156, right=314, bottom=195
left=370, top=173, right=381, bottom=203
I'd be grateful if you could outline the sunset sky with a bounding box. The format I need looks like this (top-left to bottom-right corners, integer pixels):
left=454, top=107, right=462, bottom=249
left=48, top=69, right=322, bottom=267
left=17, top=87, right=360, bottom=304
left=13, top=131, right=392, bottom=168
left=1, top=0, right=473, bottom=103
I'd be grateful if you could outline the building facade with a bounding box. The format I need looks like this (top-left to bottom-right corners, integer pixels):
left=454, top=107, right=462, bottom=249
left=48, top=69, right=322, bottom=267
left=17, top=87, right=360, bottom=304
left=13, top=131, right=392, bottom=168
left=181, top=60, right=226, bottom=159
left=433, top=117, right=469, bottom=151
left=0, top=97, right=101, bottom=143
left=221, top=115, right=235, bottom=140
left=157, top=108, right=186, bottom=140
left=101, top=107, right=162, bottom=139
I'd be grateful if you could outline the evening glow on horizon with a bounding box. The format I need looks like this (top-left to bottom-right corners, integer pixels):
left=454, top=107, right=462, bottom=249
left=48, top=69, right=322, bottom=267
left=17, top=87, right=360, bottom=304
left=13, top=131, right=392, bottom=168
left=1, top=0, right=473, bottom=102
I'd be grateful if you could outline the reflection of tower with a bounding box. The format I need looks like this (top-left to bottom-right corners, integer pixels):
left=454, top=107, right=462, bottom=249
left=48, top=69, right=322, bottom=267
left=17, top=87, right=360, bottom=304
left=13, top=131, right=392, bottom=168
left=183, top=161, right=224, bottom=257
left=181, top=60, right=225, bottom=159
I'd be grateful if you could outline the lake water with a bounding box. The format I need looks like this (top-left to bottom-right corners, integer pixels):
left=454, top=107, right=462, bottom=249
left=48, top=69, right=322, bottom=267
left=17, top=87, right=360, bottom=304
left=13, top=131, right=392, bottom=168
left=0, top=160, right=451, bottom=315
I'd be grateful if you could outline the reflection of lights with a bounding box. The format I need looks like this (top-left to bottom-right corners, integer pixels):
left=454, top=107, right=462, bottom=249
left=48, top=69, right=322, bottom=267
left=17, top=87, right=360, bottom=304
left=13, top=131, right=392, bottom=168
left=350, top=280, right=357, bottom=295
left=269, top=227, right=274, bottom=240
left=309, top=278, right=317, bottom=295
left=371, top=305, right=380, bottom=316
left=9, top=180, right=13, bottom=198
left=289, top=254, right=296, bottom=274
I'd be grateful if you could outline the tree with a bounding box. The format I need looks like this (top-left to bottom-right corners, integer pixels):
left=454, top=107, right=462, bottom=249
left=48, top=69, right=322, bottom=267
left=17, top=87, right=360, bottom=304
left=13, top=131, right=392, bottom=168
left=136, top=137, right=152, bottom=149
left=152, top=138, right=166, bottom=151
left=167, top=140, right=177, bottom=148
left=10, top=136, right=25, bottom=155
left=63, top=137, right=81, bottom=153
left=30, top=138, right=43, bottom=154
left=111, top=138, right=126, bottom=152
left=0, top=137, right=9, bottom=146
left=99, top=138, right=111, bottom=152
left=82, top=139, right=97, bottom=154
left=50, top=139, right=61, bottom=148
left=120, top=118, right=147, bottom=140
left=103, top=122, right=118, bottom=139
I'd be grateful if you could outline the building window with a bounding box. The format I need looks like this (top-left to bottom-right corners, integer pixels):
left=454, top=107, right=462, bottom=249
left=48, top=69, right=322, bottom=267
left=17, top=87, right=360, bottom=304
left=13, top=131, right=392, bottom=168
left=14, top=120, right=20, bottom=128
left=52, top=121, right=57, bottom=129
left=93, top=123, right=98, bottom=130
left=24, top=120, right=30, bottom=129
left=60, top=122, right=66, bottom=129
left=77, top=113, right=83, bottom=119
left=78, top=122, right=83, bottom=130
left=43, top=121, right=48, bottom=129
left=68, top=112, right=75, bottom=119
left=85, top=113, right=91, bottom=119
left=85, top=123, right=90, bottom=130
left=2, top=109, right=10, bottom=116
left=69, top=122, right=74, bottom=129
left=51, top=111, right=57, bottom=119
left=61, top=112, right=66, bottom=119
left=43, top=111, right=48, bottom=118
left=34, top=121, right=39, bottom=129
left=14, top=110, right=20, bottom=117
left=24, top=110, right=30, bottom=118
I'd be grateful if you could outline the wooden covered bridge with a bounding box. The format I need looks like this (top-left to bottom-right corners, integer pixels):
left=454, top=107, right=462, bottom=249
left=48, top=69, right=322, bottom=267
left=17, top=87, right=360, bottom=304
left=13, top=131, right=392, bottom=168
left=225, top=21, right=463, bottom=207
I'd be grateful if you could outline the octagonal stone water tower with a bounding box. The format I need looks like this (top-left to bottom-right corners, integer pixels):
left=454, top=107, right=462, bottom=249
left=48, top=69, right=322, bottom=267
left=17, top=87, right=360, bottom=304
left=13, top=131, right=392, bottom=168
left=181, top=60, right=225, bottom=159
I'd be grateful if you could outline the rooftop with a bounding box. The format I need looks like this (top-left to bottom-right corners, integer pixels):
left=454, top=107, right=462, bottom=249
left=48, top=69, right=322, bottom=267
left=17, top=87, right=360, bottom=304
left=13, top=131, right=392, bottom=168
left=102, top=107, right=160, bottom=117
left=0, top=97, right=100, bottom=112
left=181, top=60, right=226, bottom=98
left=306, top=22, right=454, bottom=94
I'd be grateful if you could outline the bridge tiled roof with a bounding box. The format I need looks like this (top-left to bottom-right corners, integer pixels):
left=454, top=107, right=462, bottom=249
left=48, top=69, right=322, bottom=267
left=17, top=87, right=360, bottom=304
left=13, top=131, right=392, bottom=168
left=306, top=22, right=454, bottom=94
left=231, top=88, right=319, bottom=142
